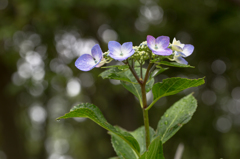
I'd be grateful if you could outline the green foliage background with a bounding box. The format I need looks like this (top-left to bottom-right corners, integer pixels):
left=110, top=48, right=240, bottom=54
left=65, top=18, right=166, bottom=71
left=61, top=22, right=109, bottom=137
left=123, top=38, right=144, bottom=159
left=1, top=0, right=240, bottom=158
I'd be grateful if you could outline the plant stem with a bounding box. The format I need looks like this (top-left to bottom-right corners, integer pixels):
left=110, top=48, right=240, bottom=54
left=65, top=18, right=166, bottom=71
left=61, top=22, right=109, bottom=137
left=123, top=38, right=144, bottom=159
left=127, top=59, right=142, bottom=84
left=141, top=84, right=150, bottom=149
left=141, top=60, right=153, bottom=149
left=143, top=110, right=150, bottom=148
left=127, top=58, right=152, bottom=149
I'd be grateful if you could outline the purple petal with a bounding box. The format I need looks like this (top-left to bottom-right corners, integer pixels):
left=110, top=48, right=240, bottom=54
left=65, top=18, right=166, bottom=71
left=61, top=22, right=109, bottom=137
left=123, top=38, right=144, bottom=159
left=108, top=41, right=121, bottom=55
left=175, top=56, right=188, bottom=65
left=121, top=42, right=133, bottom=54
left=75, top=54, right=97, bottom=71
left=109, top=49, right=135, bottom=61
left=182, top=44, right=194, bottom=57
left=147, top=35, right=156, bottom=50
left=156, top=36, right=170, bottom=49
left=91, top=44, right=103, bottom=62
left=152, top=48, right=172, bottom=56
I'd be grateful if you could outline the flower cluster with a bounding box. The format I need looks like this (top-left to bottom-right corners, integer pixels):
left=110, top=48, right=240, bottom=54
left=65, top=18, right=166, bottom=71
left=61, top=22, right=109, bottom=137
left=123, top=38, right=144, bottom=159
left=75, top=35, right=194, bottom=71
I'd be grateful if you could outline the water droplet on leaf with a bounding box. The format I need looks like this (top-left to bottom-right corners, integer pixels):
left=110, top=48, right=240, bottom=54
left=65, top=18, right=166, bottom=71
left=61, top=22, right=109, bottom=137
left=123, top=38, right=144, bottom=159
left=164, top=121, right=168, bottom=125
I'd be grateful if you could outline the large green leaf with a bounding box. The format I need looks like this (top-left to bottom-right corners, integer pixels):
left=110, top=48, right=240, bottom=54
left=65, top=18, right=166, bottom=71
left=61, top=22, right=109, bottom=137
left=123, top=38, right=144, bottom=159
left=156, top=94, right=197, bottom=143
left=130, top=126, right=155, bottom=155
left=121, top=68, right=154, bottom=107
left=57, top=103, right=140, bottom=157
left=156, top=61, right=194, bottom=68
left=110, top=127, right=139, bottom=159
left=140, top=136, right=165, bottom=159
left=147, top=77, right=204, bottom=110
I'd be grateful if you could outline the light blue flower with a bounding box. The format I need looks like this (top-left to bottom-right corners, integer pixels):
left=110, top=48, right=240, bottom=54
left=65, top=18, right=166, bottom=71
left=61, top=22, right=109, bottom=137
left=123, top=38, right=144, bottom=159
left=108, top=41, right=135, bottom=61
left=147, top=35, right=172, bottom=56
left=75, top=44, right=103, bottom=71
left=171, top=38, right=194, bottom=65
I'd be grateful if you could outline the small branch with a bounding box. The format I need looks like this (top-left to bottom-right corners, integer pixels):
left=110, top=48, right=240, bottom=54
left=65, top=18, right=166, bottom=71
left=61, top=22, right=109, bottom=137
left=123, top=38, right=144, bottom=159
left=148, top=64, right=156, bottom=79
left=140, top=62, right=143, bottom=79
left=143, top=62, right=153, bottom=84
left=127, top=59, right=142, bottom=84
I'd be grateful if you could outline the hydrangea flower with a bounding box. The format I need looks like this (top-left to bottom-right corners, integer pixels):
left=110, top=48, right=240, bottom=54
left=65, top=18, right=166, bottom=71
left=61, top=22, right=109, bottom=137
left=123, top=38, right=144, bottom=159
left=75, top=44, right=103, bottom=71
left=108, top=41, right=135, bottom=61
left=147, top=35, right=172, bottom=56
left=171, top=38, right=194, bottom=65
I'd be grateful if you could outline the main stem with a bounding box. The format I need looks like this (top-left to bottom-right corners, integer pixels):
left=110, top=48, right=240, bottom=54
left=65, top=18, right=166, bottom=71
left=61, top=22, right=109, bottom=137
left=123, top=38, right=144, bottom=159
left=141, top=84, right=150, bottom=149
left=127, top=59, right=153, bottom=150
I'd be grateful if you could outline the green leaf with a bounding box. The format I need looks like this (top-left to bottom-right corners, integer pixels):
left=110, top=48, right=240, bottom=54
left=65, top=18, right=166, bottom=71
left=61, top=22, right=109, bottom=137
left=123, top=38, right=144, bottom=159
left=121, top=68, right=154, bottom=107
left=130, top=126, right=155, bottom=155
left=147, top=77, right=204, bottom=110
left=140, top=136, right=165, bottom=159
left=156, top=61, right=194, bottom=68
left=99, top=67, right=132, bottom=83
left=156, top=94, right=197, bottom=143
left=110, top=127, right=139, bottom=159
left=102, top=65, right=129, bottom=70
left=150, top=68, right=169, bottom=78
left=108, top=157, right=119, bottom=159
left=57, top=103, right=140, bottom=157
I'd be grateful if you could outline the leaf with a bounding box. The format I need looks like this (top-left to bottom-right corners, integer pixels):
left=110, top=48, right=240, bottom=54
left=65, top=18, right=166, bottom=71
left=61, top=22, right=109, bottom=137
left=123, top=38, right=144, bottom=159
left=140, top=136, right=165, bottom=159
left=150, top=68, right=169, bottom=78
left=147, top=77, right=204, bottom=110
left=108, top=157, right=119, bottom=159
left=156, top=94, right=197, bottom=143
left=102, top=65, right=129, bottom=70
left=121, top=68, right=154, bottom=107
left=130, top=126, right=155, bottom=155
left=156, top=61, right=194, bottom=68
left=57, top=103, right=140, bottom=157
left=110, top=127, right=139, bottom=159
left=99, top=67, right=132, bottom=83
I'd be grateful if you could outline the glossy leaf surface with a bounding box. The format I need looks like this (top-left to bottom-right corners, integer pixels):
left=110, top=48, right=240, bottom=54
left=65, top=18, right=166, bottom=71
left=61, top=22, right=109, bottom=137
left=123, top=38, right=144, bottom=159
left=156, top=94, right=197, bottom=143
left=57, top=103, right=140, bottom=156
left=148, top=77, right=204, bottom=110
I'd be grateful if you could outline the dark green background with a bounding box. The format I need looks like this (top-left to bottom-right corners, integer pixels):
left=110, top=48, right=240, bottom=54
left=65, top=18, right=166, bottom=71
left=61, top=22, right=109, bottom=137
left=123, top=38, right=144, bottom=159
left=1, top=0, right=240, bottom=158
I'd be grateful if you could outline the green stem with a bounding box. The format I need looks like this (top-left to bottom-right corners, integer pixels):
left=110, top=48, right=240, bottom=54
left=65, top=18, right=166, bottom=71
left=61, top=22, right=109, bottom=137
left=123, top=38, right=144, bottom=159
left=141, top=60, right=153, bottom=149
left=143, top=111, right=150, bottom=148
left=141, top=84, right=150, bottom=149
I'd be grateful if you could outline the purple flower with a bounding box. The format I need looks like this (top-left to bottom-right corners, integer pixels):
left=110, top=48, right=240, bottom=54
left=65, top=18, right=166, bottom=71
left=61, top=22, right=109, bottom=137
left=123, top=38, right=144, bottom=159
left=108, top=41, right=135, bottom=61
left=147, top=35, right=172, bottom=56
left=75, top=44, right=103, bottom=71
left=171, top=38, right=194, bottom=65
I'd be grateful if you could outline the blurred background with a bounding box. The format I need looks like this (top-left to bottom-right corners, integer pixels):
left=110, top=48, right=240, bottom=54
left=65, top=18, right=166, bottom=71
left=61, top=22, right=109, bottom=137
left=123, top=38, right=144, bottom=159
left=1, top=0, right=240, bottom=159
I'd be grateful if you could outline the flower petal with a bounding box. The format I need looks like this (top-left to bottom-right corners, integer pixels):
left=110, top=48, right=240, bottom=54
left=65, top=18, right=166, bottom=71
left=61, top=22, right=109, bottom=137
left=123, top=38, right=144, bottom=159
left=147, top=35, right=156, bottom=50
left=108, top=41, right=122, bottom=55
left=152, top=48, right=172, bottom=56
left=175, top=56, right=188, bottom=65
left=75, top=54, right=96, bottom=71
left=121, top=42, right=133, bottom=54
left=109, top=49, right=134, bottom=61
left=156, top=36, right=170, bottom=49
left=172, top=38, right=184, bottom=48
left=182, top=44, right=194, bottom=57
left=91, top=44, right=103, bottom=62
left=171, top=45, right=183, bottom=52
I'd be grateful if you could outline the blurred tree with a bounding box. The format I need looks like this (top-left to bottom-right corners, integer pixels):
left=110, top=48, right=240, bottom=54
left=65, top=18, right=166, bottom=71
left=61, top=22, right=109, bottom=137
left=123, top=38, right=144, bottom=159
left=0, top=0, right=240, bottom=159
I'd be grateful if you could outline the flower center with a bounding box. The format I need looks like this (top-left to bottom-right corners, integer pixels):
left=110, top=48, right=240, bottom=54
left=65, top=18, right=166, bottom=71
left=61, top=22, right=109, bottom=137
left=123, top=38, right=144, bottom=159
left=93, top=57, right=98, bottom=64
left=154, top=45, right=158, bottom=50
left=120, top=52, right=123, bottom=56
